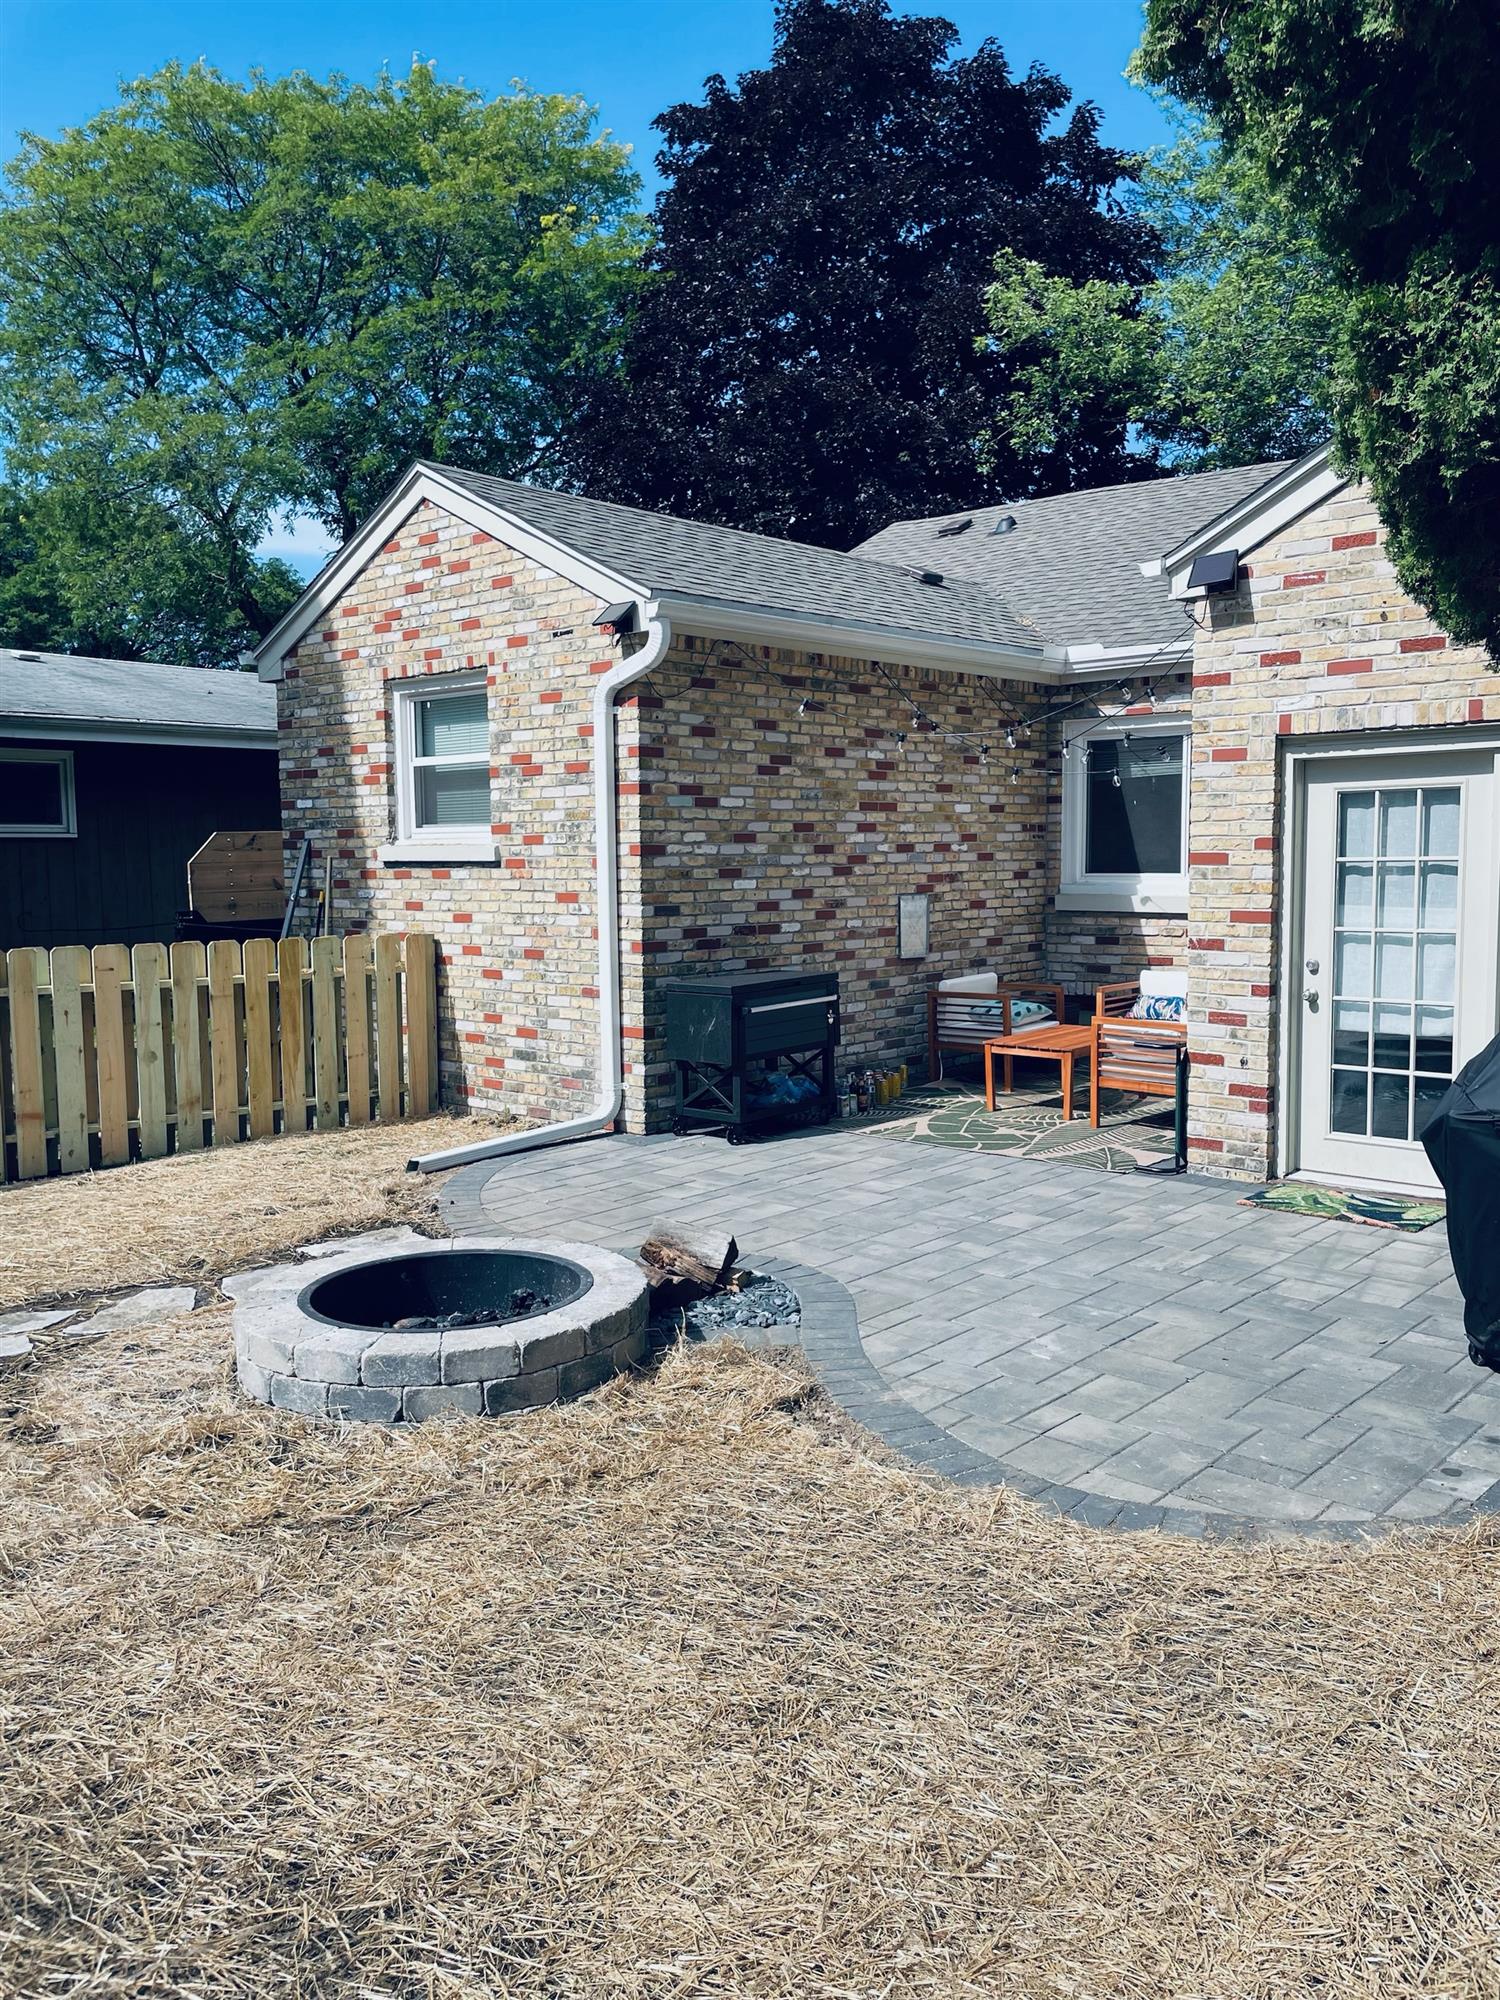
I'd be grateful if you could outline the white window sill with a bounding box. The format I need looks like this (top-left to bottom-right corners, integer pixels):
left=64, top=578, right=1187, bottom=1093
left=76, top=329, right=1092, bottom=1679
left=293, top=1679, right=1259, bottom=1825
left=377, top=839, right=503, bottom=866
left=1055, top=886, right=1189, bottom=916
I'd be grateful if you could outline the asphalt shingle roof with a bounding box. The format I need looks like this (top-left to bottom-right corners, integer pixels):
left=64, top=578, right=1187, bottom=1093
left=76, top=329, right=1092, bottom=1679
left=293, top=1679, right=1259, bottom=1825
left=851, top=460, right=1290, bottom=652
left=0, top=648, right=276, bottom=739
left=430, top=464, right=1045, bottom=655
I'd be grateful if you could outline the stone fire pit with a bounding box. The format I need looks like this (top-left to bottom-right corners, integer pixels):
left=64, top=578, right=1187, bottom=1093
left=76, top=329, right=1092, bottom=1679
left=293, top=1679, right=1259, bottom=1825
left=229, top=1236, right=649, bottom=1423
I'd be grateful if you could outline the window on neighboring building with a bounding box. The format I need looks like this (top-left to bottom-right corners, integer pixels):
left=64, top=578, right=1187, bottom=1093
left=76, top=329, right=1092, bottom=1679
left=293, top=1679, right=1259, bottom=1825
left=0, top=749, right=76, bottom=838
left=390, top=676, right=492, bottom=855
left=1060, top=720, right=1188, bottom=909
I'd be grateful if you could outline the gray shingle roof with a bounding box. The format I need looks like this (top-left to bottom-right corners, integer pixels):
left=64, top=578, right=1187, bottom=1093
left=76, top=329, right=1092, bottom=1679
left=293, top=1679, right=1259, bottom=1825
left=0, top=648, right=276, bottom=740
left=430, top=464, right=1045, bottom=655
left=852, top=460, right=1290, bottom=653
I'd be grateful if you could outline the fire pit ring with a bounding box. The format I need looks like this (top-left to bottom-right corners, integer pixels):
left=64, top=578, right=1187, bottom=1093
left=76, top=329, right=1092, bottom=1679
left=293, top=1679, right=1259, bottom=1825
left=229, top=1236, right=649, bottom=1425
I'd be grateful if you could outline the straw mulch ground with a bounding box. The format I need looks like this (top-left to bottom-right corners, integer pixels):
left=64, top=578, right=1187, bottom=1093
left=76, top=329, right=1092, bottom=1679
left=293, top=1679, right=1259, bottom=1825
left=0, top=1113, right=514, bottom=1311
left=3, top=1282, right=1498, bottom=1998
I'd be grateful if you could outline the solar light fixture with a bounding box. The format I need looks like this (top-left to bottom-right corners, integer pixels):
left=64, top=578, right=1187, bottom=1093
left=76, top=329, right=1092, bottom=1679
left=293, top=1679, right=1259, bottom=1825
left=1185, top=549, right=1240, bottom=595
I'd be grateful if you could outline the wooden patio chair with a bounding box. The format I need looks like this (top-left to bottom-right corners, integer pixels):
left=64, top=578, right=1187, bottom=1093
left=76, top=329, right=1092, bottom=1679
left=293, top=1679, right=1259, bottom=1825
left=1090, top=974, right=1188, bottom=1129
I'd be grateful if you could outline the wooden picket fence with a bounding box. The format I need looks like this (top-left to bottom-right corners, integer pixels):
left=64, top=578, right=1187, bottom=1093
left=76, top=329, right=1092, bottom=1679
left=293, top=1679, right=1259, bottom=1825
left=0, top=933, right=437, bottom=1183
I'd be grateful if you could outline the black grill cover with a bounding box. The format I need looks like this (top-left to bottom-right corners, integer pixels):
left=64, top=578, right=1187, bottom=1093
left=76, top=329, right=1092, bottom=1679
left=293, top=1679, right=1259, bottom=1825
left=1421, top=1031, right=1500, bottom=1371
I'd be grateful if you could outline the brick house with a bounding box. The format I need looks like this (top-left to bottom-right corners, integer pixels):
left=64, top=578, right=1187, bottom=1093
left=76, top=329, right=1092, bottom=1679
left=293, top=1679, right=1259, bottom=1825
left=254, top=445, right=1498, bottom=1194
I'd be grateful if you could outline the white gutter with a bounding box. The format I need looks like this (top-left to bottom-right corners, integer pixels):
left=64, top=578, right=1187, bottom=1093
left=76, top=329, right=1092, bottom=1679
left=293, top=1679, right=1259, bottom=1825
left=408, top=609, right=674, bottom=1174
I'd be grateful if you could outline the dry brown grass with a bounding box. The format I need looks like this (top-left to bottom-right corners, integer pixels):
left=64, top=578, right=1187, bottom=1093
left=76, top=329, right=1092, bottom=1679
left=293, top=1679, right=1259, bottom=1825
left=3, top=1290, right=1498, bottom=1999
left=0, top=1114, right=514, bottom=1310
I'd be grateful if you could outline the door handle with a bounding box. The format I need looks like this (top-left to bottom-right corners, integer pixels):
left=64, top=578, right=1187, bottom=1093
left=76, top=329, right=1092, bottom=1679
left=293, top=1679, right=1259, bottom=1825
left=1304, top=987, right=1319, bottom=1007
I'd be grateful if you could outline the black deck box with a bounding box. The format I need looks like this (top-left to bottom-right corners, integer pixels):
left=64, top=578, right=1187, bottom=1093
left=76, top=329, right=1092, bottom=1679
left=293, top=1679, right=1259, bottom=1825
left=662, top=969, right=840, bottom=1141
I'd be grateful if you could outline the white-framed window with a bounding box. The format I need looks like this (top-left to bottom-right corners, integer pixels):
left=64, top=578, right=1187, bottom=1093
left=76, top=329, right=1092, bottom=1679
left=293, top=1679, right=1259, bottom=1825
left=1059, top=716, right=1189, bottom=912
left=0, top=748, right=76, bottom=839
left=382, top=673, right=495, bottom=863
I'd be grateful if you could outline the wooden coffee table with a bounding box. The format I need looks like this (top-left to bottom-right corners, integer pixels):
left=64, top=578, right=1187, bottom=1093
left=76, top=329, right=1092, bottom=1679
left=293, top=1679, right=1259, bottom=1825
left=983, top=1024, right=1094, bottom=1120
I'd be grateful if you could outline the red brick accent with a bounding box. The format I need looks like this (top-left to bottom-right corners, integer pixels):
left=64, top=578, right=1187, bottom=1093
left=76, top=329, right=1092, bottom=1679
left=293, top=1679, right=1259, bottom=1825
left=1210, top=746, right=1247, bottom=762
left=1469, top=698, right=1487, bottom=722
left=1192, top=672, right=1231, bottom=688
left=1188, top=937, right=1226, bottom=951
left=1229, top=909, right=1273, bottom=925
left=1331, top=531, right=1377, bottom=550
left=1327, top=657, right=1373, bottom=675
left=1208, top=1011, right=1247, bottom=1027
left=1260, top=650, right=1300, bottom=666
left=1283, top=571, right=1326, bottom=589
left=1189, top=851, right=1230, bottom=866
left=1188, top=1136, right=1225, bottom=1153
left=1400, top=634, right=1447, bottom=652
left=1278, top=714, right=1293, bottom=734
left=1253, top=836, right=1275, bottom=851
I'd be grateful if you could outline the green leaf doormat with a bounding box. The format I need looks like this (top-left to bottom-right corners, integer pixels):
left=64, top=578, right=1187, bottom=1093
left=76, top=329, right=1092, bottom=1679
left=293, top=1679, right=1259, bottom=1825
left=1240, top=1183, right=1446, bottom=1231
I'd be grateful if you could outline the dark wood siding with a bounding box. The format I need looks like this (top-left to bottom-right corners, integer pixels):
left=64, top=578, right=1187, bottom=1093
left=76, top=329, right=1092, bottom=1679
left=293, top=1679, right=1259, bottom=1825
left=0, top=735, right=281, bottom=950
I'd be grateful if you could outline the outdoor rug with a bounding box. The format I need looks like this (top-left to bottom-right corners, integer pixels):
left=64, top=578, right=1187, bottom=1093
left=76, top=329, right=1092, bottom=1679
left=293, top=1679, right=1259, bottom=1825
left=847, top=1077, right=1177, bottom=1175
left=1240, top=1182, right=1446, bottom=1232
left=1248, top=1176, right=1448, bottom=1224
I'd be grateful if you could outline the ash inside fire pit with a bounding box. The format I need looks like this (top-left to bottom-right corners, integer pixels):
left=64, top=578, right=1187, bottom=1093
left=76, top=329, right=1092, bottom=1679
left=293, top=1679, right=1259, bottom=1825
left=299, top=1249, right=593, bottom=1333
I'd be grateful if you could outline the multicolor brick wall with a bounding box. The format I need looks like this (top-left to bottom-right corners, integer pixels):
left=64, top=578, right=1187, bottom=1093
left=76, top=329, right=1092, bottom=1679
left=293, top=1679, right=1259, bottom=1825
left=278, top=499, right=1056, bottom=1133
left=277, top=496, right=611, bottom=1125
left=621, top=638, right=1050, bottom=1126
left=1186, top=482, right=1500, bottom=1178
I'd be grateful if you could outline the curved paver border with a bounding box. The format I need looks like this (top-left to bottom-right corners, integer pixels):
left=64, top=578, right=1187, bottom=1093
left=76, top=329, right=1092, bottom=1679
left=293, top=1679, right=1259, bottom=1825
left=442, top=1158, right=1500, bottom=1537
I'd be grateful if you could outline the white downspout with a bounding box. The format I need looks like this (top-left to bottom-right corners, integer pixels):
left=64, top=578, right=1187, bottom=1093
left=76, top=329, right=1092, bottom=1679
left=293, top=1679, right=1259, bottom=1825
left=408, top=609, right=673, bottom=1172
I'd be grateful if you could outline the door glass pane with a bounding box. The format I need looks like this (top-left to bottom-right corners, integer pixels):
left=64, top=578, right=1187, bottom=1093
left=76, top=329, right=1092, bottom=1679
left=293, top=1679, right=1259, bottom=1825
left=1414, top=1006, right=1454, bottom=1074
left=1322, top=778, right=1465, bottom=1158
left=1419, top=861, right=1458, bottom=926
left=1379, top=790, right=1418, bottom=856
left=1371, top=1070, right=1410, bottom=1140
left=1332, top=1001, right=1370, bottom=1067
left=418, top=690, right=488, bottom=758
left=1331, top=1070, right=1368, bottom=1135
left=1417, top=933, right=1456, bottom=1003
left=1339, top=792, right=1376, bottom=858
left=1372, top=1003, right=1412, bottom=1070
left=1335, top=931, right=1372, bottom=996
left=1085, top=734, right=1184, bottom=875
left=1375, top=933, right=1413, bottom=1000
left=1337, top=863, right=1374, bottom=924
left=1421, top=789, right=1460, bottom=857
left=1377, top=863, right=1415, bottom=928
left=415, top=763, right=490, bottom=827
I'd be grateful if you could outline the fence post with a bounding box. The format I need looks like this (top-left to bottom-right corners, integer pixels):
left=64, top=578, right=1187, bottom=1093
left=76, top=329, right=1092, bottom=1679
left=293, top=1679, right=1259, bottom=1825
left=374, top=933, right=402, bottom=1123
left=310, top=934, right=341, bottom=1131
left=342, top=934, right=373, bottom=1125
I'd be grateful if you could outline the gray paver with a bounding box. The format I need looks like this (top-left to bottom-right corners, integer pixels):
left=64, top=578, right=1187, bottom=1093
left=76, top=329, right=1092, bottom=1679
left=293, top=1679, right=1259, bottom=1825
left=445, top=1126, right=1500, bottom=1535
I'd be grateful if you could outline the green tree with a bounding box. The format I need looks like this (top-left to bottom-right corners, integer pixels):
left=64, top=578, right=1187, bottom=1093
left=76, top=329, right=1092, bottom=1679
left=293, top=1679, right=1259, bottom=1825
left=980, top=115, right=1341, bottom=476
left=0, top=61, right=648, bottom=661
left=1136, top=0, right=1500, bottom=659
left=578, top=0, right=1158, bottom=548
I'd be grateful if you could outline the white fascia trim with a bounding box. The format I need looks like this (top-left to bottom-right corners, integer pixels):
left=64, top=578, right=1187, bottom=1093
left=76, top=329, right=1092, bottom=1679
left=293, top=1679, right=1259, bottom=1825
left=652, top=593, right=1055, bottom=680
left=253, top=464, right=645, bottom=680
left=1052, top=639, right=1193, bottom=677
left=0, top=717, right=276, bottom=750
left=1145, top=445, right=1350, bottom=597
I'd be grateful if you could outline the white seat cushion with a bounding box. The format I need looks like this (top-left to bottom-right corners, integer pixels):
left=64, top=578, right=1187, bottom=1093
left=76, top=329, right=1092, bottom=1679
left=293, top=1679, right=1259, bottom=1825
left=937, top=973, right=999, bottom=995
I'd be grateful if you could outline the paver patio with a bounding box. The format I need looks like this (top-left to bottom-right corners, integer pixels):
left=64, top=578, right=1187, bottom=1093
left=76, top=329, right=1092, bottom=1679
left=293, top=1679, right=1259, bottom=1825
left=444, top=1126, right=1500, bottom=1534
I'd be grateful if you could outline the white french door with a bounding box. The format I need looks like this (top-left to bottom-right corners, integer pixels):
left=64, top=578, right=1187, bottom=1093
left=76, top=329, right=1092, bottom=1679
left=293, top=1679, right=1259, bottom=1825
left=1295, top=749, right=1499, bottom=1193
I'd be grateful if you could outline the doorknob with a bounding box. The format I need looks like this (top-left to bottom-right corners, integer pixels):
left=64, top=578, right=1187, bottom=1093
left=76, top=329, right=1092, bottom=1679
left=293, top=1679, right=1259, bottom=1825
left=1304, top=987, right=1319, bottom=1007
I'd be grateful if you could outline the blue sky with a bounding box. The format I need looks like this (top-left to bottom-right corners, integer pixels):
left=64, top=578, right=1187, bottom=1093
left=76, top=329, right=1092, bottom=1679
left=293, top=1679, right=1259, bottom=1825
left=1, top=1, right=1170, bottom=571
